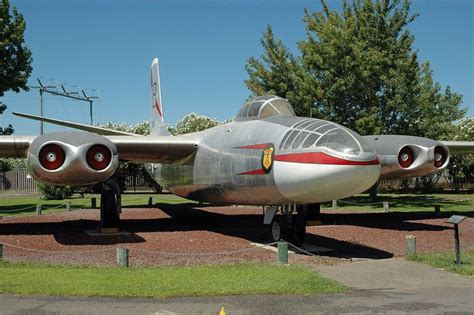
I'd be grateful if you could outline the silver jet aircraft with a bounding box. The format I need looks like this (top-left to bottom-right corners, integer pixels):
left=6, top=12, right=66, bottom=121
left=1, top=58, right=473, bottom=243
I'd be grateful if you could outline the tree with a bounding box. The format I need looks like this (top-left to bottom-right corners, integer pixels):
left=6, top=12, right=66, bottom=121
left=0, top=0, right=33, bottom=134
left=171, top=113, right=221, bottom=135
left=446, top=118, right=474, bottom=191
left=246, top=0, right=465, bottom=138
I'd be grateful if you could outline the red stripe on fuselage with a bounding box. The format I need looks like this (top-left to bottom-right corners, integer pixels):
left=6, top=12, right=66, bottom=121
left=238, top=169, right=266, bottom=175
left=236, top=143, right=270, bottom=150
left=274, top=152, right=379, bottom=166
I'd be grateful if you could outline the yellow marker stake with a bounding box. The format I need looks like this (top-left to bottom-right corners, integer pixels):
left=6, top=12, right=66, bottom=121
left=220, top=306, right=226, bottom=315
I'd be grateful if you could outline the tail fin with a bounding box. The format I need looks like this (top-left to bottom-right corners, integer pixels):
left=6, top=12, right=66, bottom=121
left=150, top=58, right=170, bottom=136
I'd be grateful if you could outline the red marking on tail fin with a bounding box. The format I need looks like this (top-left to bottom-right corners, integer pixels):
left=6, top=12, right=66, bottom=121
left=155, top=99, right=162, bottom=117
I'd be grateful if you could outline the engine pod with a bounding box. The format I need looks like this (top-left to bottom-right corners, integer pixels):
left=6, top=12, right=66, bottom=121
left=27, top=131, right=119, bottom=186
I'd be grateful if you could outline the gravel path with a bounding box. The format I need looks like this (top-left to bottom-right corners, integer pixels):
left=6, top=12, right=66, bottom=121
left=0, top=203, right=472, bottom=266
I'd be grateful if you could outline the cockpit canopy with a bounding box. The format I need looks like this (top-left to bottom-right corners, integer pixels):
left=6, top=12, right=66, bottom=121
left=235, top=95, right=296, bottom=121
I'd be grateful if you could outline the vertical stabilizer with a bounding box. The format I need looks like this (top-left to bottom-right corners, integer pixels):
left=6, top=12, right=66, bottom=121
left=150, top=58, right=171, bottom=136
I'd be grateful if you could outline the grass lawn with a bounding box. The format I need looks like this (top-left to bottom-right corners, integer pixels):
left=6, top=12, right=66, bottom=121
left=1, top=193, right=472, bottom=217
left=0, top=262, right=345, bottom=298
left=325, top=193, right=474, bottom=213
left=0, top=193, right=191, bottom=216
left=409, top=251, right=474, bottom=276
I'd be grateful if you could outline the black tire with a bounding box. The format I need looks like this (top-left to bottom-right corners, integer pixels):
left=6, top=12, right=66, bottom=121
left=270, top=215, right=289, bottom=242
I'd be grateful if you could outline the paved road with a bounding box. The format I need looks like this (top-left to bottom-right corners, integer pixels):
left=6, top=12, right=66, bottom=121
left=1, top=258, right=473, bottom=314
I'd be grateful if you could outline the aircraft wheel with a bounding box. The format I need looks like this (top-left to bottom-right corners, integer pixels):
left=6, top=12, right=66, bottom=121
left=270, top=215, right=289, bottom=242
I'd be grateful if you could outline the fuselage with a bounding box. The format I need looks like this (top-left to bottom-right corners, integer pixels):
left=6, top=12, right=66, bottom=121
left=148, top=115, right=381, bottom=206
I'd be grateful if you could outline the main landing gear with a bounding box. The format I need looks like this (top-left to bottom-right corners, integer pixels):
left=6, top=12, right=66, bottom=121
left=99, top=178, right=122, bottom=233
left=264, top=203, right=321, bottom=246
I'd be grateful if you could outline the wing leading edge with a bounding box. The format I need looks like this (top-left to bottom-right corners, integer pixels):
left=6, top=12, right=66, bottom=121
left=13, top=112, right=137, bottom=136
left=440, top=141, right=474, bottom=155
left=0, top=134, right=198, bottom=164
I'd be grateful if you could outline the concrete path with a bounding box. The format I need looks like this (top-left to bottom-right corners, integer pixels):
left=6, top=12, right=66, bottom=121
left=1, top=259, right=473, bottom=314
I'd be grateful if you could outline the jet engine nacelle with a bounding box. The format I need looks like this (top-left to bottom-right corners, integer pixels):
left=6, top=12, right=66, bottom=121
left=27, top=131, right=119, bottom=186
left=364, top=135, right=449, bottom=179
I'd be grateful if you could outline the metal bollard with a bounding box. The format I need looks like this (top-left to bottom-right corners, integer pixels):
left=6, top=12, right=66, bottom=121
left=434, top=205, right=441, bottom=218
left=91, top=198, right=97, bottom=209
left=148, top=197, right=153, bottom=206
left=332, top=200, right=337, bottom=210
left=405, top=235, right=416, bottom=257
left=117, top=247, right=129, bottom=267
left=383, top=202, right=389, bottom=212
left=36, top=204, right=42, bottom=215
left=0, top=243, right=3, bottom=262
left=66, top=201, right=71, bottom=212
left=277, top=241, right=288, bottom=264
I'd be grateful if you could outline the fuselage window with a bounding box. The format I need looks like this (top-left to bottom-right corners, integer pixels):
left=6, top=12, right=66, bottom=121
left=283, top=130, right=300, bottom=150
left=292, top=131, right=310, bottom=149
left=302, top=133, right=320, bottom=148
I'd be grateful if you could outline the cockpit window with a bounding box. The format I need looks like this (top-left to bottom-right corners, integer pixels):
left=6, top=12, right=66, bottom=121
left=279, top=119, right=369, bottom=155
left=316, top=129, right=361, bottom=155
left=235, top=95, right=296, bottom=121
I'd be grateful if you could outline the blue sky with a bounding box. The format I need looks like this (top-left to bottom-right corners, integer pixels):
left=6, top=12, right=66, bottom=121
left=1, top=0, right=473, bottom=135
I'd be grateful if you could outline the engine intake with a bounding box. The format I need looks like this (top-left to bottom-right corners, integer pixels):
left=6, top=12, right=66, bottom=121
left=28, top=131, right=119, bottom=186
left=39, top=144, right=66, bottom=170
left=363, top=135, right=450, bottom=179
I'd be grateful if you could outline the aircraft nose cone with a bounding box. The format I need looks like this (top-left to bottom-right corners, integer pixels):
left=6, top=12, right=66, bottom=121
left=273, top=152, right=381, bottom=203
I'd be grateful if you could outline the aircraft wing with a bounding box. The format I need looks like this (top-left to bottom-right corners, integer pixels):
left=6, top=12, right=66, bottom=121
left=0, top=134, right=198, bottom=164
left=13, top=112, right=137, bottom=136
left=440, top=141, right=474, bottom=154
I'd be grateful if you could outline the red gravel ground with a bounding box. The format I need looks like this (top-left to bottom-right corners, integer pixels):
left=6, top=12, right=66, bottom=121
left=0, top=203, right=472, bottom=266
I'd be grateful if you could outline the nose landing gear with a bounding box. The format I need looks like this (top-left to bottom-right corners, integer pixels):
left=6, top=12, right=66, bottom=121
left=265, top=204, right=319, bottom=246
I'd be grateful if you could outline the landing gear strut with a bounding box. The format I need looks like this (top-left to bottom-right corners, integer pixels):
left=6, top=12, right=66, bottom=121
left=265, top=204, right=318, bottom=246
left=99, top=178, right=121, bottom=232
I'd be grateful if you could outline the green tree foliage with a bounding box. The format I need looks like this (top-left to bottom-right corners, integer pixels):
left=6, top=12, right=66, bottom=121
left=0, top=102, right=13, bottom=134
left=246, top=0, right=465, bottom=138
left=0, top=0, right=32, bottom=96
left=446, top=118, right=474, bottom=191
left=102, top=121, right=151, bottom=136
left=170, top=113, right=221, bottom=135
left=0, top=0, right=32, bottom=135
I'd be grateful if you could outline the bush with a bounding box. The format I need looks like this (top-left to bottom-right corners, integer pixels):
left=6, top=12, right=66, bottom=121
left=37, top=183, right=75, bottom=200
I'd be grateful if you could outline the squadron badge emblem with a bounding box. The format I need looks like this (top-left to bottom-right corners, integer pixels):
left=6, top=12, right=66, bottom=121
left=261, top=144, right=275, bottom=174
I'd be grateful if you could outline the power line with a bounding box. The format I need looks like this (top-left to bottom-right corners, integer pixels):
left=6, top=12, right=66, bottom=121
left=30, top=78, right=99, bottom=134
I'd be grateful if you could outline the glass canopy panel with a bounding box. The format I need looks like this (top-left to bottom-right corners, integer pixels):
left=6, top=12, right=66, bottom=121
left=235, top=95, right=296, bottom=120
left=316, top=129, right=361, bottom=155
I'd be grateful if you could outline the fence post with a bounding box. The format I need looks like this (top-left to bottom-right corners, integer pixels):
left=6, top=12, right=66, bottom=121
left=91, top=198, right=97, bottom=209
left=405, top=235, right=416, bottom=257
left=36, top=204, right=41, bottom=215
left=332, top=200, right=337, bottom=210
left=117, top=247, right=129, bottom=267
left=148, top=196, right=153, bottom=206
left=383, top=202, right=389, bottom=213
left=0, top=243, right=3, bottom=262
left=277, top=241, right=288, bottom=264
left=66, top=201, right=71, bottom=211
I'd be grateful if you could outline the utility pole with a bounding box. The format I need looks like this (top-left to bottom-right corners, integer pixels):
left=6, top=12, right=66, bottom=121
left=31, top=78, right=99, bottom=134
